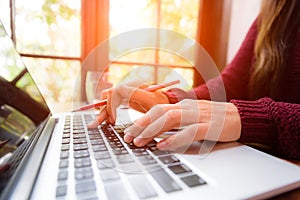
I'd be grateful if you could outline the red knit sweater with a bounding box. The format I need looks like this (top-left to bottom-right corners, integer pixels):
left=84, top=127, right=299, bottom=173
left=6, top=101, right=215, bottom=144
left=165, top=20, right=300, bottom=160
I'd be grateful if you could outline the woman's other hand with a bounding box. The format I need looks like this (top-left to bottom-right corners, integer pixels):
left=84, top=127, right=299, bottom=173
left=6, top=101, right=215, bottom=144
left=123, top=99, right=242, bottom=150
left=87, top=81, right=169, bottom=129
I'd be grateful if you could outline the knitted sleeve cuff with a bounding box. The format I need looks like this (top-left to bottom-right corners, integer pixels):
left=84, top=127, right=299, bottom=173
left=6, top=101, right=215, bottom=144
left=230, top=97, right=275, bottom=145
left=163, top=88, right=197, bottom=104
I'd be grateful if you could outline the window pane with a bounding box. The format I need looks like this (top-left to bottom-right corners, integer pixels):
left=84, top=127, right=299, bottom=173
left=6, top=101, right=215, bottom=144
left=109, top=0, right=157, bottom=63
left=15, top=0, right=81, bottom=57
left=0, top=0, right=11, bottom=36
left=109, top=45, right=156, bottom=64
left=109, top=0, right=157, bottom=36
left=0, top=29, right=24, bottom=82
left=160, top=0, right=200, bottom=39
left=108, top=0, right=199, bottom=84
left=107, top=64, right=192, bottom=90
left=22, top=57, right=81, bottom=112
left=157, top=66, right=193, bottom=90
left=158, top=49, right=193, bottom=67
left=108, top=64, right=155, bottom=86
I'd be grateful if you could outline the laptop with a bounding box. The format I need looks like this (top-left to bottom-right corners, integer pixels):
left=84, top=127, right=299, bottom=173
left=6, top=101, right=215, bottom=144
left=0, top=21, right=300, bottom=200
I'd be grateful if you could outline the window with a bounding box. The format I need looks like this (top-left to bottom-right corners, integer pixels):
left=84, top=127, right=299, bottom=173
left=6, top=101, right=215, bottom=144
left=83, top=0, right=200, bottom=103
left=108, top=0, right=199, bottom=89
left=227, top=0, right=262, bottom=63
left=2, top=0, right=235, bottom=111
left=1, top=0, right=81, bottom=112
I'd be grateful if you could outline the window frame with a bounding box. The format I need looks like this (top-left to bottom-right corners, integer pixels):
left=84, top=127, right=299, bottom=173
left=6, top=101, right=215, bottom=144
left=7, top=0, right=232, bottom=102
left=81, top=0, right=232, bottom=92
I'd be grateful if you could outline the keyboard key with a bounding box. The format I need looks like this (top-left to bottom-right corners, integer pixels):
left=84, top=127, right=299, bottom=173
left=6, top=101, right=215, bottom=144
left=62, top=133, right=70, bottom=138
left=128, top=174, right=158, bottom=199
left=74, top=143, right=88, bottom=151
left=94, top=151, right=111, bottom=160
left=56, top=185, right=67, bottom=197
left=73, top=129, right=85, bottom=134
left=116, top=154, right=134, bottom=164
left=100, top=169, right=120, bottom=182
left=126, top=142, right=138, bottom=149
left=73, top=134, right=86, bottom=139
left=112, top=148, right=128, bottom=155
left=88, top=129, right=100, bottom=135
left=159, top=155, right=179, bottom=165
left=60, top=151, right=69, bottom=159
left=132, top=148, right=149, bottom=156
left=97, top=159, right=115, bottom=170
left=75, top=167, right=94, bottom=180
left=61, top=138, right=70, bottom=144
left=139, top=156, right=157, bottom=165
left=61, top=144, right=70, bottom=151
left=109, top=141, right=123, bottom=148
left=104, top=181, right=130, bottom=200
left=74, top=150, right=90, bottom=159
left=168, top=164, right=191, bottom=174
left=145, top=141, right=157, bottom=148
left=76, top=181, right=97, bottom=194
left=151, top=150, right=170, bottom=156
left=74, top=158, right=92, bottom=168
left=92, top=144, right=107, bottom=152
left=59, top=160, right=69, bottom=169
left=107, top=135, right=119, bottom=142
left=57, top=171, right=68, bottom=181
left=73, top=138, right=87, bottom=144
left=89, top=135, right=102, bottom=140
left=180, top=174, right=206, bottom=187
left=150, top=168, right=181, bottom=193
left=90, top=139, right=105, bottom=145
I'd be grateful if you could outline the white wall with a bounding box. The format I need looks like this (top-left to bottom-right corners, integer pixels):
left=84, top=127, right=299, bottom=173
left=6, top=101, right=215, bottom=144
left=226, top=0, right=262, bottom=64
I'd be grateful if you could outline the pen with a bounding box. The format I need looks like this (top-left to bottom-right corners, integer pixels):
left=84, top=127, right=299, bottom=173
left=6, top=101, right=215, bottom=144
left=72, top=80, right=180, bottom=112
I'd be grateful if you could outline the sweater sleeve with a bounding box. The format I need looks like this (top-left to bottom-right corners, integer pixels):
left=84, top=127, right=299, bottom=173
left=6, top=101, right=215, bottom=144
left=230, top=97, right=300, bottom=160
left=164, top=19, right=258, bottom=103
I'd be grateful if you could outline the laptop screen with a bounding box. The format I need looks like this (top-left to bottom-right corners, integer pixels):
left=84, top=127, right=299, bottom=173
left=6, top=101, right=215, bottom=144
left=0, top=22, right=50, bottom=157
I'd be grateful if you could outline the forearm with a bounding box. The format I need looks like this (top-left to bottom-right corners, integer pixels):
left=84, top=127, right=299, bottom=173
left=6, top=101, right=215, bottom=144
left=230, top=97, right=300, bottom=160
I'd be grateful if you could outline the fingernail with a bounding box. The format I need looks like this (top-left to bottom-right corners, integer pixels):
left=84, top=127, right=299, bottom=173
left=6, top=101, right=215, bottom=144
left=157, top=140, right=168, bottom=149
left=87, top=120, right=99, bottom=129
left=124, top=134, right=134, bottom=143
left=133, top=137, right=145, bottom=147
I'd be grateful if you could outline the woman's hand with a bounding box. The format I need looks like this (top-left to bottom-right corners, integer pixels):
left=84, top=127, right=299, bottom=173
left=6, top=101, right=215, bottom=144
left=87, top=82, right=170, bottom=129
left=123, top=99, right=242, bottom=150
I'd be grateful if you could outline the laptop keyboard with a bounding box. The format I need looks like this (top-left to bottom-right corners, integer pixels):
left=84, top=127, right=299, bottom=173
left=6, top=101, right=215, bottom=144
left=56, top=114, right=206, bottom=199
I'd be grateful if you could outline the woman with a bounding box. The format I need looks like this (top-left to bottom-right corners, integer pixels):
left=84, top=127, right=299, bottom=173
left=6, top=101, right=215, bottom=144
left=88, top=0, right=300, bottom=160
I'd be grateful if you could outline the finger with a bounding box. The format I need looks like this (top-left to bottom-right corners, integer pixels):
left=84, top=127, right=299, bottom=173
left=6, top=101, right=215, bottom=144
left=106, top=88, right=123, bottom=124
left=126, top=102, right=200, bottom=136
left=124, top=104, right=179, bottom=140
left=132, top=109, right=184, bottom=147
left=87, top=106, right=108, bottom=129
left=101, top=88, right=111, bottom=100
left=157, top=123, right=207, bottom=150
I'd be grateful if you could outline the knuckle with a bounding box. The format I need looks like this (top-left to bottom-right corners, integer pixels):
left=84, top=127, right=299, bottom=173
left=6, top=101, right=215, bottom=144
left=151, top=104, right=166, bottom=113
left=165, top=109, right=180, bottom=122
left=180, top=99, right=193, bottom=104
